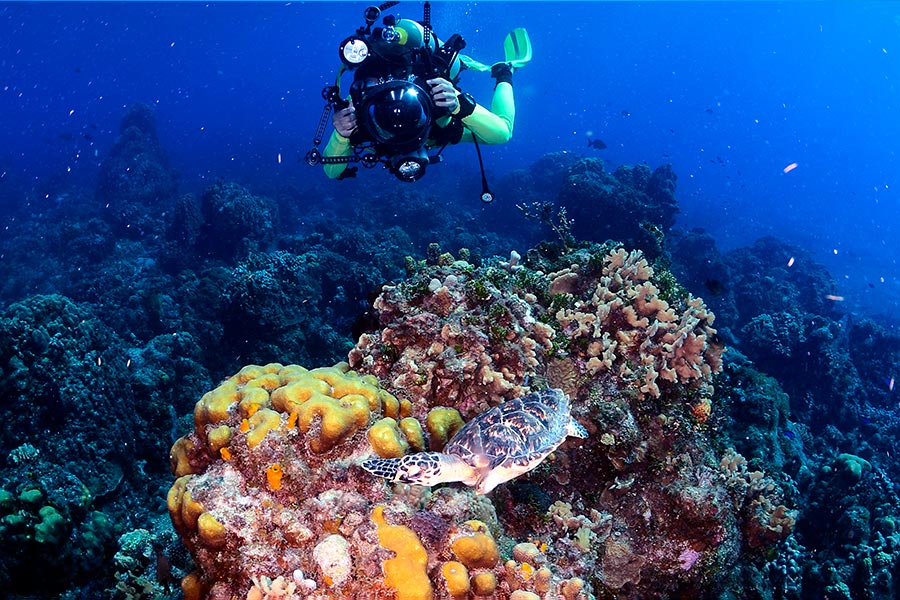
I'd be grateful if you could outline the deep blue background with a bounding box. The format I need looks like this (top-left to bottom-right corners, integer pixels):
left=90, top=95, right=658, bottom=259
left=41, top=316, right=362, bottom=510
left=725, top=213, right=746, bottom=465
left=2, top=1, right=898, bottom=318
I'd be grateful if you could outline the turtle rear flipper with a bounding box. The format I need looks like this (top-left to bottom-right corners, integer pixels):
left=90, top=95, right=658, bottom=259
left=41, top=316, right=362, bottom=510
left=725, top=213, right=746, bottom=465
left=567, top=419, right=588, bottom=439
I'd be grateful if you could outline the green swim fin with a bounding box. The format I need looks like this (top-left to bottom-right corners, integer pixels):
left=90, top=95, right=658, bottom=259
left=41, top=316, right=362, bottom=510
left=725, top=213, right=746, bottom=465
left=458, top=27, right=532, bottom=73
left=504, top=27, right=532, bottom=68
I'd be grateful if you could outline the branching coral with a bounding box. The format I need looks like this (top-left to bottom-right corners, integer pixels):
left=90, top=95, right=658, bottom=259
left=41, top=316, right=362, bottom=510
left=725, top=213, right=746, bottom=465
left=552, top=247, right=723, bottom=401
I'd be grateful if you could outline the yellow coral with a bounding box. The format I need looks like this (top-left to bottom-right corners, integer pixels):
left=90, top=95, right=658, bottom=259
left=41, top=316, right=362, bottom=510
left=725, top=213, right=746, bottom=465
left=331, top=376, right=382, bottom=410
left=535, top=567, right=553, bottom=594
left=180, top=489, right=204, bottom=531
left=233, top=364, right=269, bottom=383
left=368, top=417, right=409, bottom=458
left=277, top=364, right=309, bottom=384
left=371, top=505, right=432, bottom=600
left=297, top=392, right=370, bottom=453
left=270, top=376, right=330, bottom=413
left=426, top=407, right=465, bottom=451
left=180, top=572, right=204, bottom=600
left=194, top=381, right=238, bottom=430
left=206, top=425, right=232, bottom=456
left=380, top=390, right=401, bottom=419
left=470, top=571, right=497, bottom=596
left=167, top=477, right=205, bottom=539
left=238, top=386, right=270, bottom=418
left=243, top=369, right=282, bottom=391
left=399, top=417, right=426, bottom=452
left=441, top=561, right=469, bottom=598
left=245, top=408, right=281, bottom=448
left=197, top=512, right=226, bottom=548
left=166, top=475, right=191, bottom=533
left=170, top=437, right=196, bottom=477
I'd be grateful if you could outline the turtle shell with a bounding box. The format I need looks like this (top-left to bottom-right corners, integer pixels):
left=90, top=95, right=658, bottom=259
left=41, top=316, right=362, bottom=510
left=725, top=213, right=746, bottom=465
left=444, top=388, right=577, bottom=472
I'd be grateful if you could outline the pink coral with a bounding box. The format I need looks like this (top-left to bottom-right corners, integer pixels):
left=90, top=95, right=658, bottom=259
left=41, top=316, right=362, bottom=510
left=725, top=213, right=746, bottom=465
left=553, top=248, right=723, bottom=400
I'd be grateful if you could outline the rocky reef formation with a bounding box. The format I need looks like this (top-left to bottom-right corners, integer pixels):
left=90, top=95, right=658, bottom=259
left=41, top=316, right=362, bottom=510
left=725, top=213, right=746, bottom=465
left=167, top=244, right=794, bottom=600
left=96, top=103, right=178, bottom=238
left=501, top=153, right=679, bottom=258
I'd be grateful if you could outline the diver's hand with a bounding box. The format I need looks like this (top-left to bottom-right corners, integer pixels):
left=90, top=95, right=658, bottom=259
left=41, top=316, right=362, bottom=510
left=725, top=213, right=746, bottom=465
left=333, top=103, right=357, bottom=138
left=427, top=78, right=459, bottom=114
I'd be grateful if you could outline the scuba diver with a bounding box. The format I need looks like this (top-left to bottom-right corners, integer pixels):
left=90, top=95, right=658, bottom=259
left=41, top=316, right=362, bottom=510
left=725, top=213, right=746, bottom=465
left=305, top=1, right=531, bottom=199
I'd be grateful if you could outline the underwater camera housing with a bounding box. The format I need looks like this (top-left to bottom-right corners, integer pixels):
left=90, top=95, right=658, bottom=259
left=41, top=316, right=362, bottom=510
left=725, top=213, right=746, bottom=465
left=332, top=1, right=466, bottom=181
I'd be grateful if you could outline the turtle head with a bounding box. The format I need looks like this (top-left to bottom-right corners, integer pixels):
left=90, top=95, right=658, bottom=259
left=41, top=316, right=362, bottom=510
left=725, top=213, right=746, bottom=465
left=362, top=452, right=450, bottom=486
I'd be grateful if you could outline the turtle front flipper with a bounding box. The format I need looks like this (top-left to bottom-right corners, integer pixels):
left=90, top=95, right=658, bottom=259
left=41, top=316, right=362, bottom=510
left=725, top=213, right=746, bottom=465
left=362, top=453, right=476, bottom=487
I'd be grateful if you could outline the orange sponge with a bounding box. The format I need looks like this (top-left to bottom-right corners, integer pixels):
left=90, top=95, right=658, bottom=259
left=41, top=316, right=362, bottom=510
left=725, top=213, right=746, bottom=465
left=371, top=505, right=432, bottom=600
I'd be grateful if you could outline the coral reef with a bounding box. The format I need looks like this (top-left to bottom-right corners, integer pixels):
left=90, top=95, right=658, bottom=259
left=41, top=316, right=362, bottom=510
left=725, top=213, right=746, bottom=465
left=497, top=154, right=679, bottom=258
left=0, top=294, right=136, bottom=494
left=168, top=244, right=794, bottom=600
left=5, top=110, right=900, bottom=600
left=198, top=182, right=278, bottom=260
left=0, top=449, right=115, bottom=595
left=558, top=158, right=679, bottom=257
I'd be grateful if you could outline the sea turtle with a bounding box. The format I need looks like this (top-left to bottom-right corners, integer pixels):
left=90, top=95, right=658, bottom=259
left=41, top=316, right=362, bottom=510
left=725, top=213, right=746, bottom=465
left=362, top=388, right=588, bottom=494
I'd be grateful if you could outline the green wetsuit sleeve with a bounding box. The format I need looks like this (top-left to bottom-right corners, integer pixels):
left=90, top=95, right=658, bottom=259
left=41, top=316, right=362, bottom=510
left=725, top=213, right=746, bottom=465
left=460, top=81, right=515, bottom=145
left=322, top=131, right=352, bottom=179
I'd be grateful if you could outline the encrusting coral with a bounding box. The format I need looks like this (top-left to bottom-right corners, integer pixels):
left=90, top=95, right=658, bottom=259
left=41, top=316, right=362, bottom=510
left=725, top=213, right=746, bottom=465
left=167, top=243, right=794, bottom=600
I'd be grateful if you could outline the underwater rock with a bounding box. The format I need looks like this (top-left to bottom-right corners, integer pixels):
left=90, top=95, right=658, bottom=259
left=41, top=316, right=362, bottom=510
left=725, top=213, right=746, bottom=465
left=198, top=181, right=278, bottom=260
left=558, top=158, right=679, bottom=257
left=96, top=103, right=177, bottom=238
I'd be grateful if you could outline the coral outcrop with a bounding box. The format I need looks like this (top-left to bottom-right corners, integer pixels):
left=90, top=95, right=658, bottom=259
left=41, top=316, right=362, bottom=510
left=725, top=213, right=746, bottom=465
left=169, top=243, right=793, bottom=599
left=96, top=103, right=178, bottom=238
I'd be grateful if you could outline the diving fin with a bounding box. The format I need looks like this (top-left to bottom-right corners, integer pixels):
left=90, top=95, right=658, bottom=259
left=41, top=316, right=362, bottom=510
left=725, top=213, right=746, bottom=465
left=503, top=27, right=532, bottom=69
left=459, top=54, right=490, bottom=72
left=458, top=27, right=532, bottom=73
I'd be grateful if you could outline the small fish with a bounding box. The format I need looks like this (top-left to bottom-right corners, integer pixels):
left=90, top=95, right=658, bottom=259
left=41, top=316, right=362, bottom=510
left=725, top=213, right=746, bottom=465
left=705, top=107, right=714, bottom=114
left=782, top=430, right=796, bottom=440
left=587, top=138, right=607, bottom=150
left=621, top=109, right=630, bottom=117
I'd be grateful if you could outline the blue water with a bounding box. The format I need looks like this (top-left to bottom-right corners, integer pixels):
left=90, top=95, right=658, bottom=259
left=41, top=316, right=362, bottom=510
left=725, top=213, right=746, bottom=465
left=2, top=1, right=898, bottom=316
